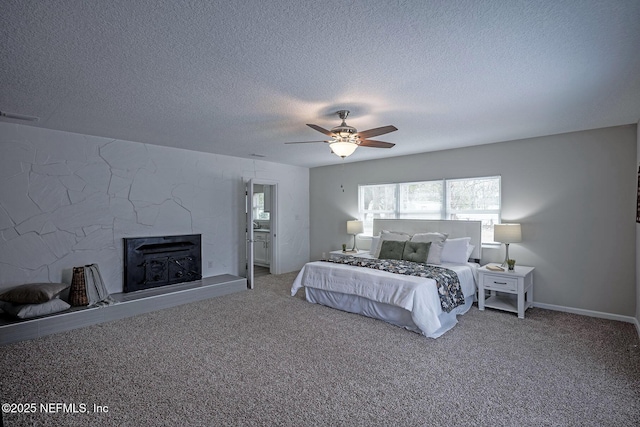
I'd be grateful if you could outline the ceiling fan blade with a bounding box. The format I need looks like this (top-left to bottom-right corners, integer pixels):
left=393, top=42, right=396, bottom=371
left=307, top=124, right=336, bottom=137
left=359, top=139, right=395, bottom=148
left=284, top=140, right=329, bottom=144
left=357, top=125, right=398, bottom=139
left=0, top=110, right=39, bottom=122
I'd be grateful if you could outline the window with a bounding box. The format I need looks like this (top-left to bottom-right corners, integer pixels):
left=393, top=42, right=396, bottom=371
left=359, top=176, right=500, bottom=244
left=253, top=193, right=270, bottom=220
left=399, top=181, right=444, bottom=219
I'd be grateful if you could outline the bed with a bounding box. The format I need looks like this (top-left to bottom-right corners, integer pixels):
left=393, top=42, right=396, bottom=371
left=291, top=219, right=482, bottom=338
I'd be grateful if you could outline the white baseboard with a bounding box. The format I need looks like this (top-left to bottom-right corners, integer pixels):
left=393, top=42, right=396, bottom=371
left=534, top=302, right=638, bottom=331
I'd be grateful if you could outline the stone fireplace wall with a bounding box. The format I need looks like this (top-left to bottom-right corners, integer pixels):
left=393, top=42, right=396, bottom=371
left=0, top=122, right=310, bottom=293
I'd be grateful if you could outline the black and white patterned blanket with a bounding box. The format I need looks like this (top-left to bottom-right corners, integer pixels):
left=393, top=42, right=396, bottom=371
left=323, top=257, right=464, bottom=313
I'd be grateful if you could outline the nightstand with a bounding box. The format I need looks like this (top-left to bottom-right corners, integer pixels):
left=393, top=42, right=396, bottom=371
left=477, top=264, right=535, bottom=319
left=329, top=250, right=370, bottom=259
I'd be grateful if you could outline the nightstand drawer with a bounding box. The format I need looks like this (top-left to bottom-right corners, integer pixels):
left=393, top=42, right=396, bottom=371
left=482, top=274, right=518, bottom=292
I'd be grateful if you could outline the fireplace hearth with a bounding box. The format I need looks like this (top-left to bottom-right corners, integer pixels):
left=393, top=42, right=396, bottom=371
left=123, top=234, right=202, bottom=293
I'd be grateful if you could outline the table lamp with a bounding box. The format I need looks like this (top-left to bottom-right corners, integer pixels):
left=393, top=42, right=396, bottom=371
left=493, top=223, right=522, bottom=268
left=347, top=220, right=364, bottom=251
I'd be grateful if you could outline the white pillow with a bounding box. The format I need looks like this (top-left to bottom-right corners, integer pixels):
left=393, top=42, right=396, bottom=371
left=466, top=244, right=475, bottom=260
left=374, top=231, right=411, bottom=258
left=369, top=236, right=381, bottom=257
left=441, top=237, right=471, bottom=264
left=0, top=298, right=70, bottom=319
left=410, top=232, right=448, bottom=242
left=411, top=232, right=448, bottom=264
left=380, top=230, right=412, bottom=238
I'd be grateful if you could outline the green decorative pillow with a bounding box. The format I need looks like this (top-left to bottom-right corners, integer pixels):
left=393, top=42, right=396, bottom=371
left=0, top=283, right=69, bottom=304
left=378, top=240, right=406, bottom=260
left=402, top=241, right=431, bottom=263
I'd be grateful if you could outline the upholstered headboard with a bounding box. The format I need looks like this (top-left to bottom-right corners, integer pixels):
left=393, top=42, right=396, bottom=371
left=372, top=219, right=482, bottom=261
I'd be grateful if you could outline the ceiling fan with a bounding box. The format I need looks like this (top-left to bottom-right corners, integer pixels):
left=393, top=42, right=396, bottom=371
left=285, top=110, right=397, bottom=158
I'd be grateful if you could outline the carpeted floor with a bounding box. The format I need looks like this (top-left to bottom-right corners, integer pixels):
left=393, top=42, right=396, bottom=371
left=1, top=271, right=639, bottom=426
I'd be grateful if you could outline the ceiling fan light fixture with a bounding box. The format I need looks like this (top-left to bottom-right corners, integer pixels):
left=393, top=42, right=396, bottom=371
left=329, top=141, right=358, bottom=158
left=288, top=109, right=397, bottom=159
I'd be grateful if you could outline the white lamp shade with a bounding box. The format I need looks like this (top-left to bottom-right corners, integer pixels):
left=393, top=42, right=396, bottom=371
left=347, top=220, right=364, bottom=235
left=330, top=141, right=358, bottom=158
left=494, top=223, right=522, bottom=243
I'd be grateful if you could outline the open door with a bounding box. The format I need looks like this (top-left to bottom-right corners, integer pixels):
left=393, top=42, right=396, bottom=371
left=246, top=179, right=255, bottom=289
left=245, top=178, right=278, bottom=289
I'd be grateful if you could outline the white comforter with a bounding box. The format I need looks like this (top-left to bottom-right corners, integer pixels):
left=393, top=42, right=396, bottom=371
left=291, top=261, right=477, bottom=336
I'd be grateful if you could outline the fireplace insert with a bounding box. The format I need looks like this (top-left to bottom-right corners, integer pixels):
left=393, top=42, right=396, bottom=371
left=123, top=234, right=202, bottom=292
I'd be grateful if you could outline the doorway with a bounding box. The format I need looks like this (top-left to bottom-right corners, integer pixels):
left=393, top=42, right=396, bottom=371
left=246, top=179, right=277, bottom=289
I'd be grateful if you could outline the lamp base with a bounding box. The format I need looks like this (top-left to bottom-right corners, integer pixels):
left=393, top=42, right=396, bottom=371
left=500, top=243, right=510, bottom=268
left=350, top=234, right=358, bottom=252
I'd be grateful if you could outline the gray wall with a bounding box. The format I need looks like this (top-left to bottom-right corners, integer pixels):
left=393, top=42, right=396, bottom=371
left=637, top=119, right=640, bottom=330
left=310, top=125, right=637, bottom=317
left=0, top=122, right=310, bottom=293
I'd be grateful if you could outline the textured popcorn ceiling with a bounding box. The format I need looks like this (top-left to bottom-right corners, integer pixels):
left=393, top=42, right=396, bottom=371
left=1, top=0, right=639, bottom=168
